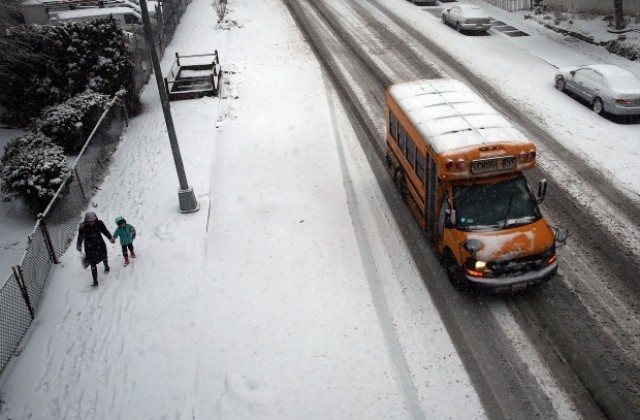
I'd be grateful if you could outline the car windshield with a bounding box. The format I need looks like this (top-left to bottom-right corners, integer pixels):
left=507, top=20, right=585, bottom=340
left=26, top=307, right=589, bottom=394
left=452, top=176, right=541, bottom=231
left=606, top=74, right=640, bottom=90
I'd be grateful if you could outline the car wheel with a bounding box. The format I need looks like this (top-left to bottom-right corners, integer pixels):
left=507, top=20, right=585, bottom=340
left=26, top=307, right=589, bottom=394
left=443, top=251, right=469, bottom=292
left=442, top=15, right=447, bottom=24
left=592, top=97, right=604, bottom=115
left=456, top=22, right=461, bottom=32
left=555, top=77, right=566, bottom=92
left=394, top=170, right=406, bottom=200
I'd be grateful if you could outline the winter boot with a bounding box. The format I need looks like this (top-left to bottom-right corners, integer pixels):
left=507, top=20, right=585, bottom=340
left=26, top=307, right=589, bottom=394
left=104, top=260, right=111, bottom=274
left=131, top=248, right=137, bottom=258
left=124, top=255, right=130, bottom=266
left=91, top=266, right=99, bottom=287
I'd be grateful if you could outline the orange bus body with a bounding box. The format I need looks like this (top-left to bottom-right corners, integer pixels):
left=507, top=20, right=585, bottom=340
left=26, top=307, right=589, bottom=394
left=385, top=79, right=564, bottom=291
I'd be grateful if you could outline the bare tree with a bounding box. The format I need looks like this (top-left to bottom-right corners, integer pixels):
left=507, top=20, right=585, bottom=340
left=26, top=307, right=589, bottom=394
left=613, top=0, right=625, bottom=30
left=0, top=1, right=44, bottom=103
left=212, top=0, right=228, bottom=23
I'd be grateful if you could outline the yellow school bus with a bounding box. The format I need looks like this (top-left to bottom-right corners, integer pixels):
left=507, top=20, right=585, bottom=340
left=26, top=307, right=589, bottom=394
left=385, top=79, right=567, bottom=291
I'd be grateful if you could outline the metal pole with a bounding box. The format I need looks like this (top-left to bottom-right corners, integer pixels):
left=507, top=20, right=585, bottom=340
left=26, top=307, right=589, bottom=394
left=139, top=0, right=199, bottom=213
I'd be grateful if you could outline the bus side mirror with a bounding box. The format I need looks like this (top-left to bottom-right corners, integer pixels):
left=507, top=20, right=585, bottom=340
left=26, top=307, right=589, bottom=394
left=445, top=209, right=456, bottom=228
left=537, top=179, right=547, bottom=203
left=464, top=238, right=481, bottom=253
left=556, top=227, right=569, bottom=245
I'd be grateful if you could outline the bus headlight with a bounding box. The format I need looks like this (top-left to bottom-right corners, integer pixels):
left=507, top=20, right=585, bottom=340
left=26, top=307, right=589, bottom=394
left=465, top=258, right=492, bottom=277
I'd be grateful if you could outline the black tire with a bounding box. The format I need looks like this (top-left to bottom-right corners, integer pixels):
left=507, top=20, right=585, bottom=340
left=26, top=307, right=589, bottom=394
left=442, top=15, right=447, bottom=25
left=555, top=77, right=566, bottom=92
left=394, top=170, right=406, bottom=200
left=456, top=22, right=461, bottom=32
left=592, top=97, right=604, bottom=115
left=443, top=251, right=470, bottom=291
left=384, top=154, right=392, bottom=169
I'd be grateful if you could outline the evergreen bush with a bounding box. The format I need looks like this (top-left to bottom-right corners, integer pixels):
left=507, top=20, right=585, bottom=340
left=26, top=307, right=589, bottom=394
left=0, top=17, right=135, bottom=126
left=31, top=91, right=111, bottom=153
left=0, top=133, right=71, bottom=213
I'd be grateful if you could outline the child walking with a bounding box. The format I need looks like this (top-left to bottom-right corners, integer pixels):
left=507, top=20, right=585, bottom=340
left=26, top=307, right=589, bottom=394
left=111, top=216, right=137, bottom=266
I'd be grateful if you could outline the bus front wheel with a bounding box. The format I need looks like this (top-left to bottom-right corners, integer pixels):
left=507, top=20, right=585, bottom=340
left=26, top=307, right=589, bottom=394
left=444, top=251, right=469, bottom=291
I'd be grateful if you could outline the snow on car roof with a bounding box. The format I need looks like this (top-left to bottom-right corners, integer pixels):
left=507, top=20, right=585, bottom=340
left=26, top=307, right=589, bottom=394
left=587, top=64, right=635, bottom=77
left=457, top=4, right=483, bottom=10
left=389, top=79, right=530, bottom=155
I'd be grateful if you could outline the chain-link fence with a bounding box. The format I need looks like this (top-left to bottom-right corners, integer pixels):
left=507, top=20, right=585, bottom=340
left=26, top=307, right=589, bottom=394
left=0, top=94, right=129, bottom=375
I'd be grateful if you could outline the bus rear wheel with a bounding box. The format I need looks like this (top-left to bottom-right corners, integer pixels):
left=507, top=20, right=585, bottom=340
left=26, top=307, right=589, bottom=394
left=394, top=170, right=406, bottom=200
left=444, top=251, right=470, bottom=291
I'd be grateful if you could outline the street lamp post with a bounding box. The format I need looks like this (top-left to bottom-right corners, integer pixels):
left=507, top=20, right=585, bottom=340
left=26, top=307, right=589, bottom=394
left=139, top=0, right=199, bottom=213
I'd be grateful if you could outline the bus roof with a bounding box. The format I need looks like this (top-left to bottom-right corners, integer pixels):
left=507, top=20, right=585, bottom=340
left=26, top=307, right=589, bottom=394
left=388, top=79, right=530, bottom=155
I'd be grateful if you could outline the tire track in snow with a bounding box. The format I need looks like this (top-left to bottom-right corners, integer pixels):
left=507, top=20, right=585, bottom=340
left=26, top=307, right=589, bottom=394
left=321, top=73, right=425, bottom=420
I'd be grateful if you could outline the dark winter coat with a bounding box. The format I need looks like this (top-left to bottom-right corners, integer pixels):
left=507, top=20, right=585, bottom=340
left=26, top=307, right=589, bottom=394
left=112, top=216, right=136, bottom=246
left=77, top=219, right=112, bottom=265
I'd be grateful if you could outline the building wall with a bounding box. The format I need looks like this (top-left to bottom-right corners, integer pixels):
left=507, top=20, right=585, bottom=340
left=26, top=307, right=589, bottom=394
left=544, top=0, right=640, bottom=16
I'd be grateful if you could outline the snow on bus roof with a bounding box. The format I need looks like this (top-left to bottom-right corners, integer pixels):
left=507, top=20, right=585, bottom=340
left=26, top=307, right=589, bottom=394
left=389, top=79, right=530, bottom=155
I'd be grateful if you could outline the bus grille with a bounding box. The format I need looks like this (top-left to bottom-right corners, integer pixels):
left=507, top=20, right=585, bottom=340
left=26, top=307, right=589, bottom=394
left=489, top=250, right=553, bottom=277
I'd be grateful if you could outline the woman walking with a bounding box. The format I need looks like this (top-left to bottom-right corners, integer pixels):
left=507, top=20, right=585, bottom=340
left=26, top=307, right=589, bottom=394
left=76, top=211, right=112, bottom=287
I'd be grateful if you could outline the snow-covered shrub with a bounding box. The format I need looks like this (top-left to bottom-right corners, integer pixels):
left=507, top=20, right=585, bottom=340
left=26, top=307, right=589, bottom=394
left=0, top=133, right=71, bottom=213
left=0, top=17, right=135, bottom=126
left=607, top=38, right=640, bottom=62
left=31, top=91, right=111, bottom=152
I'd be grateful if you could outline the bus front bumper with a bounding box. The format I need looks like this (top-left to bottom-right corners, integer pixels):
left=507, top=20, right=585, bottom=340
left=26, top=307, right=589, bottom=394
left=466, top=260, right=558, bottom=289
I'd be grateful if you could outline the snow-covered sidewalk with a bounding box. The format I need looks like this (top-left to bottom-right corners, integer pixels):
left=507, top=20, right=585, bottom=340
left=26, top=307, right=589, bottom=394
left=0, top=1, right=484, bottom=419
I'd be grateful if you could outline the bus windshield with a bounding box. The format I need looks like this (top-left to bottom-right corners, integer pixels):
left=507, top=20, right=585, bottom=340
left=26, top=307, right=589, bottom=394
left=453, top=176, right=541, bottom=231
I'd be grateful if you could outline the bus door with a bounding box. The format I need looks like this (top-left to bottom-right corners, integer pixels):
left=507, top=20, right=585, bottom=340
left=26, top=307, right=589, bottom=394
left=426, top=155, right=438, bottom=241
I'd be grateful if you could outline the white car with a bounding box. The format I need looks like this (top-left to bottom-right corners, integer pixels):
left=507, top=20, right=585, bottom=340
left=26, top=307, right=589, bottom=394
left=554, top=64, right=640, bottom=116
left=442, top=4, right=491, bottom=33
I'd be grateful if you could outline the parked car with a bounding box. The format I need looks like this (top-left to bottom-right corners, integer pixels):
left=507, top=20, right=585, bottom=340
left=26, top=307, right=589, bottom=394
left=441, top=4, right=491, bottom=33
left=554, top=64, right=640, bottom=116
left=49, top=7, right=142, bottom=27
left=407, top=0, right=438, bottom=5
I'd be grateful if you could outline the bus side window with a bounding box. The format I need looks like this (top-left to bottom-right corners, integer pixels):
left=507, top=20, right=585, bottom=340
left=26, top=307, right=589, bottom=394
left=415, top=151, right=425, bottom=185
left=389, top=113, right=398, bottom=141
left=398, top=125, right=407, bottom=154
left=407, top=138, right=416, bottom=169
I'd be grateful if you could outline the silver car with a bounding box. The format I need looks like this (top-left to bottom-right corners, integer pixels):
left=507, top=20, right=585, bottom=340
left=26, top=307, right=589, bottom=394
left=554, top=64, right=640, bottom=116
left=442, top=4, right=491, bottom=33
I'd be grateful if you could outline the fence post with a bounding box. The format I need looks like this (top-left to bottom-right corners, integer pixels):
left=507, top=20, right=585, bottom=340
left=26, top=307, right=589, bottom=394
left=12, top=266, right=34, bottom=320
left=38, top=216, right=59, bottom=264
left=74, top=168, right=88, bottom=201
left=117, top=90, right=130, bottom=126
